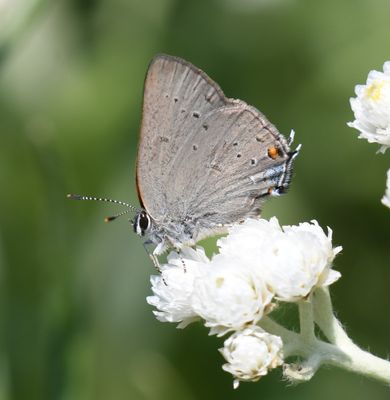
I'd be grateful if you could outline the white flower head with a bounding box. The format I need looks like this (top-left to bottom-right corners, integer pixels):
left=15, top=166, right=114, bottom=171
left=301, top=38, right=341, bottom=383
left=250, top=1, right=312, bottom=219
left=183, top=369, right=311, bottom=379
left=260, top=220, right=342, bottom=301
left=218, top=218, right=342, bottom=302
left=191, top=254, right=274, bottom=336
left=217, top=217, right=283, bottom=264
left=381, top=169, right=390, bottom=209
left=146, top=247, right=209, bottom=328
left=220, top=326, right=283, bottom=389
left=348, top=61, right=390, bottom=153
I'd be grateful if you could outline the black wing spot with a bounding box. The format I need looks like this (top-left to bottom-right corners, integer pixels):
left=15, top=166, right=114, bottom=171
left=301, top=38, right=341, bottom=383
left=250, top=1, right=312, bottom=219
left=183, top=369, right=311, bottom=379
left=193, top=111, right=200, bottom=118
left=193, top=144, right=198, bottom=151
left=250, top=158, right=256, bottom=166
left=237, top=153, right=242, bottom=158
left=174, top=97, right=178, bottom=103
left=276, top=186, right=287, bottom=194
left=233, top=141, right=238, bottom=146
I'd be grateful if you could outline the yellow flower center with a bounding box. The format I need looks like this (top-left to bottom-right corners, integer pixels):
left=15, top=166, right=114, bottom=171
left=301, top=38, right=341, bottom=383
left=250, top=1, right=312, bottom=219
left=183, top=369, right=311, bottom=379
left=365, top=80, right=384, bottom=101
left=215, top=276, right=225, bottom=288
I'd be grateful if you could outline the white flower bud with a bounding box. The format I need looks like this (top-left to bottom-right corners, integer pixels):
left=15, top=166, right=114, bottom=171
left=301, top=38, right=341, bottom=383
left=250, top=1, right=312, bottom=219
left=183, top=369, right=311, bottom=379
left=348, top=61, right=390, bottom=153
left=219, top=326, right=283, bottom=388
left=191, top=255, right=274, bottom=336
left=146, top=247, right=208, bottom=328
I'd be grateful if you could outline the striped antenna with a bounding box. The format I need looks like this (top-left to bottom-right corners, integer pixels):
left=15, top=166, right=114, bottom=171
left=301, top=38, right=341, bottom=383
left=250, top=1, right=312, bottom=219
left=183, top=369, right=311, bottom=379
left=67, top=194, right=138, bottom=222
left=104, top=209, right=133, bottom=222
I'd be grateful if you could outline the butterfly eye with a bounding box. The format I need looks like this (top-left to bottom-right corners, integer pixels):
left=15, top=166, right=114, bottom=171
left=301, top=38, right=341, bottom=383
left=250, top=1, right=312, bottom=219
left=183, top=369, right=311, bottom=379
left=134, top=211, right=151, bottom=236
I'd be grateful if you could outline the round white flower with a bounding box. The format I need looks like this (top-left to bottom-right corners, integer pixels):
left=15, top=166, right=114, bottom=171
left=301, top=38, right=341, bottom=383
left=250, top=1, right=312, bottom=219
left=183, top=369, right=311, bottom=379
left=280, top=221, right=342, bottom=290
left=191, top=254, right=274, bottom=336
left=146, top=247, right=208, bottom=328
left=217, top=217, right=283, bottom=264
left=218, top=218, right=342, bottom=302
left=260, top=220, right=342, bottom=301
left=382, top=168, right=390, bottom=209
left=348, top=61, right=390, bottom=153
left=219, top=326, right=284, bottom=389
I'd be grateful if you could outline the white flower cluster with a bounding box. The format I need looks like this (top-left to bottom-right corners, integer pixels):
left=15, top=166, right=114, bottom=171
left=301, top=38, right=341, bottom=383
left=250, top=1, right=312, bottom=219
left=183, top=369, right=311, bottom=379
left=348, top=61, right=390, bottom=208
left=348, top=61, right=390, bottom=153
left=147, top=217, right=342, bottom=387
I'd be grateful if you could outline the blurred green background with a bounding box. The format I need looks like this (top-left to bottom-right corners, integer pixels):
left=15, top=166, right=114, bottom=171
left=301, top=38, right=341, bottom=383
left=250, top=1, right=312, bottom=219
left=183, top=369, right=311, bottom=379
left=1, top=0, right=390, bottom=399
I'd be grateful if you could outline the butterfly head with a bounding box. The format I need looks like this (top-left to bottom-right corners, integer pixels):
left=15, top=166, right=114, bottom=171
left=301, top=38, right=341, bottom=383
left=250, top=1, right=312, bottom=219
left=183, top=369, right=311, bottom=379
left=133, top=210, right=152, bottom=237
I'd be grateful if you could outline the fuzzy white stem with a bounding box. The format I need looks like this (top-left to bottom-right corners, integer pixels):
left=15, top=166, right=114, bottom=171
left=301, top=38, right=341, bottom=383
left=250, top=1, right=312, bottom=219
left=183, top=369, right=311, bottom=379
left=260, top=316, right=301, bottom=351
left=312, top=287, right=355, bottom=347
left=262, top=291, right=390, bottom=385
left=326, top=341, right=390, bottom=384
left=298, top=297, right=316, bottom=342
left=260, top=316, right=313, bottom=358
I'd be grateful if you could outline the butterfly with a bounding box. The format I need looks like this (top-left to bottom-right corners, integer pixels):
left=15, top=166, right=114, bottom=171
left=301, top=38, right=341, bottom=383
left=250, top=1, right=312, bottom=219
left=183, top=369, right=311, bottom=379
left=68, top=54, right=300, bottom=270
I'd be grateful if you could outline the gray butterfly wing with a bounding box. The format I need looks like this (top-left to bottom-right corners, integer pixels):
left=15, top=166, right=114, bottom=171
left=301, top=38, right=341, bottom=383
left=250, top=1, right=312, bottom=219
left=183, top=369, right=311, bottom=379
left=136, top=54, right=231, bottom=220
left=164, top=101, right=294, bottom=240
left=137, top=54, right=296, bottom=244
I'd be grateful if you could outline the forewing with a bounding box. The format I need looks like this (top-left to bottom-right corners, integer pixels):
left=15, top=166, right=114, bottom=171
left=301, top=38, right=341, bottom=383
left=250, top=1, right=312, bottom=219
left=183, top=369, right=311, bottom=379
left=136, top=54, right=229, bottom=219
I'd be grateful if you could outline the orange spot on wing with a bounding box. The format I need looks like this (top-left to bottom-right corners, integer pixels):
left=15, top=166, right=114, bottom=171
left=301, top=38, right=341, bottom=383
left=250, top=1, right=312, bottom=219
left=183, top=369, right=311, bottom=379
left=268, top=146, right=279, bottom=160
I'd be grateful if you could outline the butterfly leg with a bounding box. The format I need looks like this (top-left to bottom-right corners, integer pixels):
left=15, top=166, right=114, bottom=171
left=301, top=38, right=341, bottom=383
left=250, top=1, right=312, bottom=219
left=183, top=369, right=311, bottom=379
left=165, top=238, right=187, bottom=273
left=177, top=249, right=187, bottom=273
left=143, top=240, right=161, bottom=273
left=143, top=240, right=168, bottom=285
